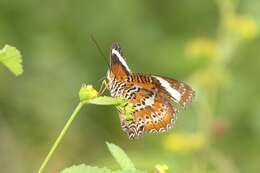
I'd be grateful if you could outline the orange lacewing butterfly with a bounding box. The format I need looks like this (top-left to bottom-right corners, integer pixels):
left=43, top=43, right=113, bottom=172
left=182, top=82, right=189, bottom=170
left=106, top=43, right=195, bottom=139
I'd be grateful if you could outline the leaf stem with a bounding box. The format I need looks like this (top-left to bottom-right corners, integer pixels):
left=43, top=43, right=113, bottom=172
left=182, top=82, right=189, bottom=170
left=37, top=102, right=84, bottom=173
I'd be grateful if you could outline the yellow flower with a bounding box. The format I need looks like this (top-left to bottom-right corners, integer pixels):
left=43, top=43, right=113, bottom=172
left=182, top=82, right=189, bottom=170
left=79, top=84, right=98, bottom=102
left=155, top=164, right=169, bottom=173
left=185, top=38, right=217, bottom=59
left=226, top=15, right=258, bottom=39
left=163, top=132, right=205, bottom=153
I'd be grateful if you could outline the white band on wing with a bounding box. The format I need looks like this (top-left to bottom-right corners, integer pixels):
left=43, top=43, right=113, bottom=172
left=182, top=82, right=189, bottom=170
left=112, top=49, right=131, bottom=72
left=154, top=76, right=181, bottom=102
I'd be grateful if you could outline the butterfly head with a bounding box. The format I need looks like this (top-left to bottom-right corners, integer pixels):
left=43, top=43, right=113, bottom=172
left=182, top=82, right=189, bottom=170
left=107, top=43, right=131, bottom=82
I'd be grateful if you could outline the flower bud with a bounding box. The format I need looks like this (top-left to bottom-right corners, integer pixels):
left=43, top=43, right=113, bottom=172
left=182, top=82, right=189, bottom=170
left=79, top=84, right=98, bottom=102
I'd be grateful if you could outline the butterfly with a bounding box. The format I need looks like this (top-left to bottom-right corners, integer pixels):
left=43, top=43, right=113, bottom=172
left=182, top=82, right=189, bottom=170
left=106, top=43, right=195, bottom=139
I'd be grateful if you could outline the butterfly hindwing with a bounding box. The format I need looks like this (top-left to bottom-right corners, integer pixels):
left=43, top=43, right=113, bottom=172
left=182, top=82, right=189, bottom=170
left=118, top=74, right=177, bottom=139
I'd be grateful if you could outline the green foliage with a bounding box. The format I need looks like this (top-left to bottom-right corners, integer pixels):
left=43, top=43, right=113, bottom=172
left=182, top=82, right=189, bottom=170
left=0, top=45, right=23, bottom=76
left=61, top=165, right=112, bottom=173
left=60, top=143, right=147, bottom=173
left=1, top=0, right=260, bottom=173
left=88, top=96, right=126, bottom=106
left=37, top=85, right=136, bottom=173
left=61, top=165, right=146, bottom=173
left=106, top=142, right=136, bottom=171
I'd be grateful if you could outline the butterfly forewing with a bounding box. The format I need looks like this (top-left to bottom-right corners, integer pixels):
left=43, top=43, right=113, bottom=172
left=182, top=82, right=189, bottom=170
left=153, top=76, right=195, bottom=107
left=109, top=43, right=131, bottom=78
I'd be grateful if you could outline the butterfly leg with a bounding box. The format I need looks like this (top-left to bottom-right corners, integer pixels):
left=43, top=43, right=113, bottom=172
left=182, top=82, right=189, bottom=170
left=98, top=79, right=108, bottom=96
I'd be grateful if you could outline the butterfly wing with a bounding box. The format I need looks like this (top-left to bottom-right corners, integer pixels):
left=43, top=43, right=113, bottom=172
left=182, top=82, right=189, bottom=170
left=107, top=43, right=194, bottom=139
left=153, top=75, right=195, bottom=107
left=109, top=43, right=131, bottom=78
left=119, top=74, right=177, bottom=139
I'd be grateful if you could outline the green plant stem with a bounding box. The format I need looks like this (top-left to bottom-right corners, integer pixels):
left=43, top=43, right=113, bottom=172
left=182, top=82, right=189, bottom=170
left=37, top=102, right=84, bottom=173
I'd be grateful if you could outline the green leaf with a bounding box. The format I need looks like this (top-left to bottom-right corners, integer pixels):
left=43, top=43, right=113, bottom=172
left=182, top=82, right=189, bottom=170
left=88, top=96, right=126, bottom=105
left=60, top=164, right=112, bottom=173
left=88, top=96, right=134, bottom=120
left=106, top=142, right=136, bottom=171
left=59, top=143, right=148, bottom=173
left=60, top=164, right=147, bottom=173
left=0, top=45, right=23, bottom=76
left=114, top=171, right=147, bottom=173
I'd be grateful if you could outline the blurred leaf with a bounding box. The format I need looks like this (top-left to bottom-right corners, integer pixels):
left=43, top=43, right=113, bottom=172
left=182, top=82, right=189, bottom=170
left=113, top=171, right=147, bottom=173
left=0, top=45, right=23, bottom=76
left=60, top=164, right=146, bottom=173
left=60, top=143, right=147, bottom=173
left=60, top=164, right=112, bottom=173
left=106, top=142, right=136, bottom=171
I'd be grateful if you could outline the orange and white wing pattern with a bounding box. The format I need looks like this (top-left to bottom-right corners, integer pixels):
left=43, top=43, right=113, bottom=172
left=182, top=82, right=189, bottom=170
left=153, top=76, right=195, bottom=107
left=108, top=43, right=131, bottom=79
left=106, top=43, right=195, bottom=139
left=118, top=75, right=177, bottom=139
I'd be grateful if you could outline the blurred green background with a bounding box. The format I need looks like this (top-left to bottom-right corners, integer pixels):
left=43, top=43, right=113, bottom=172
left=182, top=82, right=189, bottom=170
left=1, top=0, right=260, bottom=173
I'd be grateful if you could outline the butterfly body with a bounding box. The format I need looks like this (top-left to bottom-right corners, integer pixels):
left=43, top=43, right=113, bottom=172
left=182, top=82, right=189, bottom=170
left=107, top=43, right=194, bottom=139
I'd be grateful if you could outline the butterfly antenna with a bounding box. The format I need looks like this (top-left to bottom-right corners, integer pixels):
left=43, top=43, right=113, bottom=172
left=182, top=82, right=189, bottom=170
left=90, top=34, right=110, bottom=68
